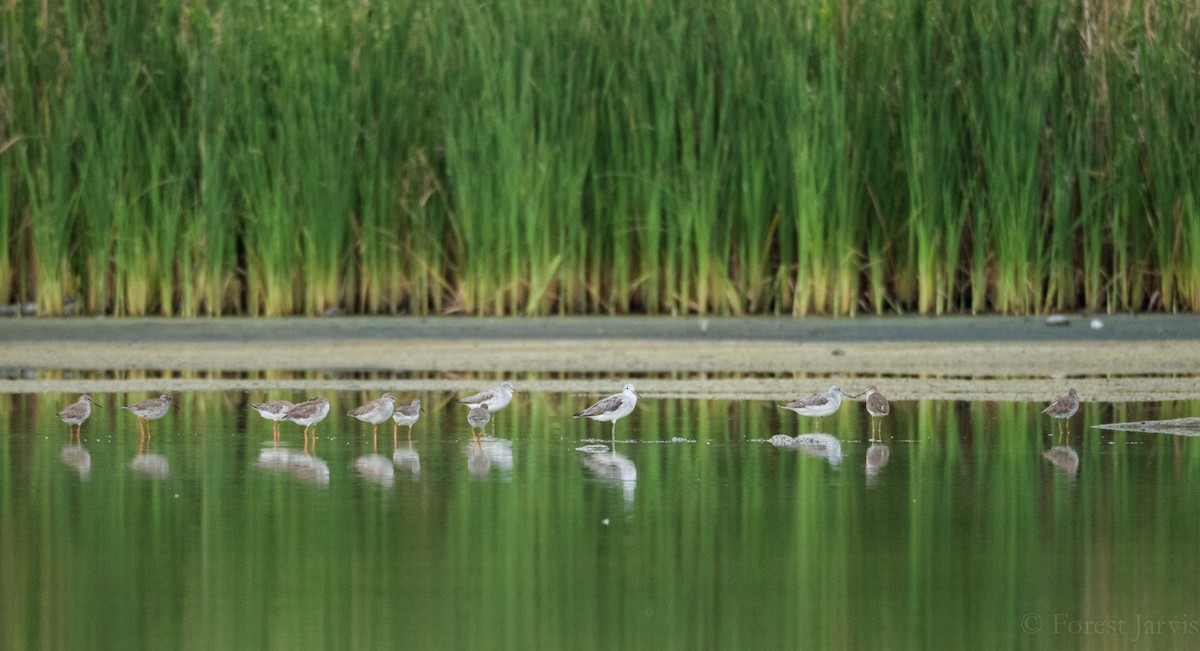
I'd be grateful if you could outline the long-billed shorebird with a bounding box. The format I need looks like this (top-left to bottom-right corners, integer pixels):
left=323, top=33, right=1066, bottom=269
left=249, top=399, right=294, bottom=439
left=860, top=386, right=891, bottom=441
left=122, top=394, right=174, bottom=439
left=458, top=382, right=515, bottom=434
left=392, top=399, right=422, bottom=445
left=1043, top=388, right=1080, bottom=442
left=467, top=404, right=491, bottom=444
left=574, top=384, right=641, bottom=443
left=779, top=386, right=849, bottom=430
left=459, top=382, right=516, bottom=412
left=286, top=397, right=331, bottom=451
left=347, top=393, right=397, bottom=444
left=57, top=394, right=100, bottom=440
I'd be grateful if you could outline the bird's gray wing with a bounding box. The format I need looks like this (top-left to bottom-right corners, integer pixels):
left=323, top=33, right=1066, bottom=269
left=781, top=394, right=829, bottom=409
left=287, top=401, right=319, bottom=419
left=58, top=403, right=86, bottom=419
left=574, top=394, right=624, bottom=418
left=1042, top=398, right=1071, bottom=416
left=459, top=390, right=496, bottom=404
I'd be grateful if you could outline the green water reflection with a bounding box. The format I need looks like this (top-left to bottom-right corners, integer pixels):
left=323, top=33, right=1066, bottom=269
left=3, top=393, right=1200, bottom=649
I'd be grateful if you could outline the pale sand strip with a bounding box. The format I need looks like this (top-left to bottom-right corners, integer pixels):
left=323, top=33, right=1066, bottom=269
left=2, top=339, right=1198, bottom=401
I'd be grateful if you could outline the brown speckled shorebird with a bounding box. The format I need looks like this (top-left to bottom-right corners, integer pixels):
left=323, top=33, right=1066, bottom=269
left=467, top=404, right=491, bottom=444
left=286, top=396, right=331, bottom=453
left=57, top=394, right=100, bottom=441
left=348, top=393, right=397, bottom=445
left=250, top=400, right=294, bottom=439
left=391, top=399, right=422, bottom=446
left=861, top=386, right=891, bottom=441
left=1043, top=388, right=1080, bottom=443
left=286, top=397, right=330, bottom=436
left=122, top=394, right=174, bottom=439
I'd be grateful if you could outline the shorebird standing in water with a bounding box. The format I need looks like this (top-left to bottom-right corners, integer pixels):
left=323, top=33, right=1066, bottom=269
left=458, top=382, right=516, bottom=434
left=249, top=399, right=294, bottom=439
left=392, top=399, right=422, bottom=445
left=860, top=386, right=891, bottom=441
left=467, top=404, right=491, bottom=445
left=347, top=393, right=397, bottom=445
left=285, top=396, right=331, bottom=453
left=574, top=384, right=641, bottom=444
left=58, top=394, right=100, bottom=441
left=122, top=394, right=174, bottom=440
left=1043, top=388, right=1080, bottom=443
left=779, top=386, right=850, bottom=430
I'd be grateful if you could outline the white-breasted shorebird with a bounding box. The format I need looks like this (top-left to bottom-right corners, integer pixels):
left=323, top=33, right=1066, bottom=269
left=122, top=394, right=173, bottom=439
left=250, top=399, right=294, bottom=439
left=348, top=393, right=397, bottom=444
left=1043, top=388, right=1080, bottom=443
left=574, top=384, right=641, bottom=442
left=391, top=399, right=422, bottom=445
left=779, top=386, right=849, bottom=429
left=57, top=394, right=100, bottom=440
left=467, top=404, right=491, bottom=444
left=860, top=386, right=891, bottom=441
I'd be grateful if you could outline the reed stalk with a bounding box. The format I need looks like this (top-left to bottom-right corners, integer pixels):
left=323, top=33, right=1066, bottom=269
left=3, top=0, right=1198, bottom=317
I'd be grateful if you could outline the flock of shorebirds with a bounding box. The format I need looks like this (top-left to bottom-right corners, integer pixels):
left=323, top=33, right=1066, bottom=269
left=53, top=382, right=1082, bottom=445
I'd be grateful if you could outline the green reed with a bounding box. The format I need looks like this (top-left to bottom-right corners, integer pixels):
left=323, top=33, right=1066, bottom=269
left=2, top=0, right=1199, bottom=316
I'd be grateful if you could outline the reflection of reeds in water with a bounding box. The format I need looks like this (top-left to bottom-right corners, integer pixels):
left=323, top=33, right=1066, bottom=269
left=354, top=455, right=395, bottom=488
left=129, top=454, right=169, bottom=480
left=254, top=448, right=330, bottom=488
left=1043, top=447, right=1080, bottom=479
left=60, top=445, right=91, bottom=480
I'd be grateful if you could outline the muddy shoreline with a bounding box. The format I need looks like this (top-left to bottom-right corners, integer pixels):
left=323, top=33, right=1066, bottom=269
left=2, top=316, right=1199, bottom=400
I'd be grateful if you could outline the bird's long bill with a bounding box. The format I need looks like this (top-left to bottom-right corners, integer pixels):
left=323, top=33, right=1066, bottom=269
left=93, top=402, right=103, bottom=409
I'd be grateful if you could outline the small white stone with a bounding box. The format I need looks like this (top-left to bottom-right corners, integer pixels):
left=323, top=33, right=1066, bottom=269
left=1090, top=319, right=1104, bottom=330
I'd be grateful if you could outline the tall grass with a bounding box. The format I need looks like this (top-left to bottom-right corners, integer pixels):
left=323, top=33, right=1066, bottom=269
left=2, top=0, right=1199, bottom=316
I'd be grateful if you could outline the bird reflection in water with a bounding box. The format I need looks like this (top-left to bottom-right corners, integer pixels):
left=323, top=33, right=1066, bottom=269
left=60, top=444, right=92, bottom=480
left=352, top=434, right=395, bottom=487
left=129, top=426, right=169, bottom=480
left=769, top=433, right=843, bottom=467
left=129, top=452, right=170, bottom=480
left=466, top=438, right=513, bottom=479
left=581, top=445, right=637, bottom=507
left=393, top=440, right=421, bottom=480
left=254, top=445, right=330, bottom=488
left=865, top=444, right=890, bottom=486
left=354, top=455, right=394, bottom=487
left=1043, top=446, right=1079, bottom=479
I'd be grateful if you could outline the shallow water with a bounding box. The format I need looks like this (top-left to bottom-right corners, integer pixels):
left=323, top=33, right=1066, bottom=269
left=3, top=392, right=1200, bottom=649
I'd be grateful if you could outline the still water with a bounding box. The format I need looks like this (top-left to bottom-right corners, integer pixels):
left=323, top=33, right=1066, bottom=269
left=3, top=392, right=1200, bottom=649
